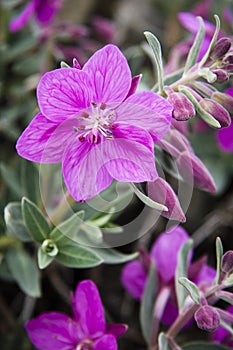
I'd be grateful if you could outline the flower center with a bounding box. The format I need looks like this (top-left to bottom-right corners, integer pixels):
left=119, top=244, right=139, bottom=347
left=75, top=338, right=93, bottom=350
left=74, top=102, right=116, bottom=144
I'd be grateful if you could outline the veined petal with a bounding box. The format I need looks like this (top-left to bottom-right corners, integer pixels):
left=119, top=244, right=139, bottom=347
left=150, top=226, right=192, bottom=284
left=9, top=2, right=34, bottom=32
left=74, top=280, right=106, bottom=337
left=104, top=123, right=158, bottom=182
left=116, top=91, right=172, bottom=142
left=25, top=312, right=76, bottom=350
left=82, top=44, right=132, bottom=104
left=37, top=68, right=93, bottom=122
left=121, top=260, right=147, bottom=300
left=62, top=139, right=112, bottom=201
left=93, top=334, right=117, bottom=350
left=16, top=113, right=76, bottom=163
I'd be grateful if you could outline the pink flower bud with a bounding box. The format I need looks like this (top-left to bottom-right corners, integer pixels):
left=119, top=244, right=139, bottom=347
left=194, top=305, right=220, bottom=332
left=212, top=91, right=233, bottom=116
left=210, top=37, right=232, bottom=60
left=147, top=177, right=186, bottom=222
left=199, top=98, right=231, bottom=127
left=212, top=69, right=229, bottom=83
left=166, top=89, right=195, bottom=121
left=221, top=251, right=233, bottom=274
left=176, top=151, right=216, bottom=192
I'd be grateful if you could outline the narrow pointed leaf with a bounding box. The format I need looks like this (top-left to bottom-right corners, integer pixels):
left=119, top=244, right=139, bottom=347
left=90, top=247, right=138, bottom=264
left=144, top=31, right=164, bottom=92
left=179, top=277, right=201, bottom=304
left=158, top=332, right=169, bottom=350
left=6, top=247, right=41, bottom=297
left=22, top=197, right=51, bottom=243
left=182, top=342, right=230, bottom=350
left=130, top=183, right=168, bottom=211
left=56, top=244, right=103, bottom=268
left=37, top=246, right=55, bottom=269
left=214, top=237, right=223, bottom=285
left=183, top=16, right=205, bottom=74
left=140, top=262, right=157, bottom=344
left=175, top=239, right=193, bottom=311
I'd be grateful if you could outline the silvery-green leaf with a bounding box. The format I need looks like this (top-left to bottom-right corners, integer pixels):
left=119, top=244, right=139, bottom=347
left=90, top=247, right=138, bottom=264
left=139, top=262, right=157, bottom=344
left=183, top=16, right=205, bottom=74
left=182, top=341, right=230, bottom=350
left=22, top=197, right=51, bottom=243
left=217, top=291, right=233, bottom=305
left=4, top=202, right=31, bottom=242
left=144, top=31, right=164, bottom=92
left=179, top=277, right=201, bottom=304
left=214, top=237, right=223, bottom=285
left=56, top=244, right=103, bottom=268
left=158, top=333, right=169, bottom=350
left=37, top=246, right=55, bottom=269
left=130, top=183, right=168, bottom=211
left=175, top=239, right=193, bottom=311
left=6, top=247, right=41, bottom=297
left=60, top=61, right=70, bottom=68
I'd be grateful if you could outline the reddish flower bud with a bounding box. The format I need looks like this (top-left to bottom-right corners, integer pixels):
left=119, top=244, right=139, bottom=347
left=199, top=98, right=231, bottom=127
left=166, top=89, right=195, bottom=121
left=210, top=37, right=232, bottom=60
left=212, top=69, right=229, bottom=83
left=194, top=305, right=220, bottom=332
left=176, top=151, right=216, bottom=192
left=212, top=91, right=233, bottom=116
left=221, top=250, right=233, bottom=274
left=223, top=53, right=233, bottom=65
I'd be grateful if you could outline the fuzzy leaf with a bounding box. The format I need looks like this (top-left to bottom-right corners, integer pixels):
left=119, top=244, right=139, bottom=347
left=179, top=277, right=201, bottom=304
left=144, top=31, right=164, bottom=92
left=139, top=262, right=157, bottom=345
left=22, top=197, right=51, bottom=243
left=214, top=237, right=223, bottom=285
left=130, top=183, right=168, bottom=211
left=89, top=247, right=138, bottom=264
left=175, top=239, right=193, bottom=311
left=37, top=246, right=55, bottom=269
left=56, top=244, right=103, bottom=268
left=4, top=202, right=31, bottom=242
left=158, top=333, right=169, bottom=350
left=6, top=247, right=41, bottom=297
left=183, top=16, right=205, bottom=74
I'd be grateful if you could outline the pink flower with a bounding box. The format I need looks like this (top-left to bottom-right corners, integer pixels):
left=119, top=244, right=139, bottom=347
left=26, top=280, right=127, bottom=350
left=9, top=0, right=62, bottom=32
left=121, top=226, right=216, bottom=326
left=16, top=44, right=172, bottom=201
left=216, top=87, right=233, bottom=153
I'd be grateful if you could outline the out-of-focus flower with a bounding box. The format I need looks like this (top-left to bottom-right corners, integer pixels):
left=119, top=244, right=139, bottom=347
left=121, top=226, right=215, bottom=326
left=216, top=88, right=233, bottom=153
left=9, top=0, right=62, bottom=32
left=16, top=44, right=172, bottom=201
left=212, top=305, right=233, bottom=348
left=26, top=280, right=127, bottom=350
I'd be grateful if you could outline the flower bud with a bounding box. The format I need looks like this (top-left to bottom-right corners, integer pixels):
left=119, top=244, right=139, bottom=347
left=199, top=98, right=231, bottom=127
left=221, top=250, right=233, bottom=274
left=212, top=69, right=229, bottom=83
left=166, top=88, right=195, bottom=121
left=210, top=37, right=232, bottom=60
left=194, top=305, right=220, bottom=332
left=223, top=53, right=233, bottom=65
left=212, top=91, right=233, bottom=116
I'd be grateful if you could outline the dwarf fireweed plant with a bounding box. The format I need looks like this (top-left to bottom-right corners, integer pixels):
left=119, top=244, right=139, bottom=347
left=1, top=3, right=233, bottom=350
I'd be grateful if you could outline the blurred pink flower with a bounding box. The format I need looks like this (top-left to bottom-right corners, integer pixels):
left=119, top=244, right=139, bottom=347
left=216, top=87, right=233, bottom=153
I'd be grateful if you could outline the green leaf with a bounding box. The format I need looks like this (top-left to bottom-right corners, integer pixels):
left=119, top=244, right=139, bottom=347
left=183, top=16, right=205, bottom=74
left=130, top=183, right=168, bottom=211
left=179, top=277, right=201, bottom=304
left=182, top=342, right=231, bottom=350
left=175, top=239, right=193, bottom=311
left=214, top=237, right=223, bottom=285
left=90, top=247, right=138, bottom=264
left=217, top=291, right=233, bottom=305
left=179, top=86, right=221, bottom=128
left=22, top=197, right=51, bottom=243
left=4, top=202, right=32, bottom=242
left=37, top=246, right=55, bottom=269
left=0, top=163, right=22, bottom=198
left=140, top=262, right=157, bottom=345
left=144, top=31, right=164, bottom=92
left=56, top=244, right=103, bottom=268
left=158, top=333, right=169, bottom=350
left=199, top=15, right=221, bottom=67
left=6, top=247, right=41, bottom=297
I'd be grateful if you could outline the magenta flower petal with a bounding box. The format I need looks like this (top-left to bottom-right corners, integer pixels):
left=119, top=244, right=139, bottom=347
left=105, top=124, right=158, bottom=182
left=74, top=280, right=106, bottom=337
left=125, top=75, right=142, bottom=99
left=106, top=324, right=128, bottom=338
left=16, top=113, right=76, bottom=163
left=25, top=312, right=76, bottom=350
left=37, top=68, right=93, bottom=121
left=35, top=0, right=61, bottom=24
left=117, top=91, right=172, bottom=142
left=62, top=140, right=112, bottom=201
left=93, top=334, right=117, bottom=350
left=178, top=12, right=215, bottom=36
left=121, top=260, right=147, bottom=300
left=150, top=226, right=192, bottom=283
left=193, top=264, right=216, bottom=290
left=82, top=44, right=132, bottom=104
left=216, top=122, right=233, bottom=153
left=9, top=2, right=35, bottom=32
